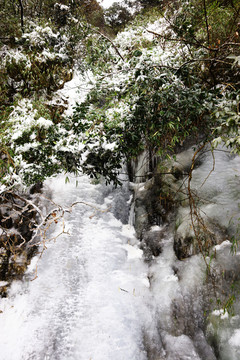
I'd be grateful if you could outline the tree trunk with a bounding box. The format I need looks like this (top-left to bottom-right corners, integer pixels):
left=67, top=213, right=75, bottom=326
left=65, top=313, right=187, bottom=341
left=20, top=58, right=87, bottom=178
left=18, top=0, right=24, bottom=33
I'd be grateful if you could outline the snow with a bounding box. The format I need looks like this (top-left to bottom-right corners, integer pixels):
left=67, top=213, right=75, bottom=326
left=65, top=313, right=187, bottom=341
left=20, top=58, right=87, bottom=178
left=0, top=185, right=6, bottom=194
left=102, top=141, right=117, bottom=151
left=58, top=4, right=69, bottom=11
left=2, top=68, right=96, bottom=189
left=151, top=225, right=162, bottom=232
left=100, top=0, right=124, bottom=8
left=163, top=274, right=178, bottom=282
left=23, top=26, right=59, bottom=47
left=164, top=334, right=201, bottom=360
left=0, top=175, right=150, bottom=360
left=229, top=330, right=240, bottom=347
left=214, top=240, right=231, bottom=251
left=190, top=146, right=240, bottom=233
left=52, top=70, right=95, bottom=116
left=212, top=309, right=229, bottom=319
left=17, top=141, right=41, bottom=153
left=8, top=99, right=37, bottom=141
left=3, top=49, right=30, bottom=67
left=36, top=117, right=53, bottom=128
left=40, top=49, right=68, bottom=62
left=122, top=244, right=143, bottom=260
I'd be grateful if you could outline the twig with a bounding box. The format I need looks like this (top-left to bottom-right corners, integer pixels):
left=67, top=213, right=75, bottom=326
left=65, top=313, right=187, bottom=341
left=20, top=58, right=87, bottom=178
left=203, top=0, right=210, bottom=46
left=95, top=30, right=124, bottom=61
left=200, top=147, right=215, bottom=188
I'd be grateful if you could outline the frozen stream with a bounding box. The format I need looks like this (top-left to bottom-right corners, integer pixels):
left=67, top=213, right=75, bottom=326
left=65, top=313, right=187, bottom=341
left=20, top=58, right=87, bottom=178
left=0, top=175, right=151, bottom=360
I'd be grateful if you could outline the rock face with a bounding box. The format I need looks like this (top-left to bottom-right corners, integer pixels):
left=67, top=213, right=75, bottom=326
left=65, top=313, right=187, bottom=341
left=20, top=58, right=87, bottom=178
left=131, top=146, right=230, bottom=260
left=131, top=146, right=240, bottom=359
left=174, top=207, right=227, bottom=260
left=172, top=146, right=239, bottom=260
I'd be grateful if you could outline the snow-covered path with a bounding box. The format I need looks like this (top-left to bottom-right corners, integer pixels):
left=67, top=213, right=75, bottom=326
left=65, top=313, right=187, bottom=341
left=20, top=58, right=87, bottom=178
left=0, top=175, right=151, bottom=360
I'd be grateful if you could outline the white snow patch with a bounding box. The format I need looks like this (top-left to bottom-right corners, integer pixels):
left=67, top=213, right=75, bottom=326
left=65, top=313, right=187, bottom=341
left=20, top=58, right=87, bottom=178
left=0, top=185, right=6, bottom=194
left=52, top=70, right=95, bottom=116
left=163, top=274, right=178, bottom=282
left=214, top=240, right=231, bottom=251
left=212, top=309, right=229, bottom=319
left=150, top=225, right=163, bottom=232
left=229, top=329, right=240, bottom=347
left=36, top=117, right=53, bottom=128
left=57, top=3, right=69, bottom=11
left=122, top=244, right=143, bottom=260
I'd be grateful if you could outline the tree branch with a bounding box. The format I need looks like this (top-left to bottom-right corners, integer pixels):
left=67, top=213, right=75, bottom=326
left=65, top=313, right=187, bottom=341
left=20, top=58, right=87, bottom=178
left=95, top=30, right=124, bottom=61
left=18, top=0, right=24, bottom=33
left=203, top=0, right=210, bottom=46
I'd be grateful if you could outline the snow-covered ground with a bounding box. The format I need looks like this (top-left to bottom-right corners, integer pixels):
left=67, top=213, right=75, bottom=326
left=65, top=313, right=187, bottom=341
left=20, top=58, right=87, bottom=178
left=0, top=174, right=151, bottom=360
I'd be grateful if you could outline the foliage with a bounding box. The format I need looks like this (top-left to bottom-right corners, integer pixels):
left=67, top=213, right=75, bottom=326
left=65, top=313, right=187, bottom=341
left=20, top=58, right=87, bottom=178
left=170, top=0, right=240, bottom=44
left=168, top=0, right=240, bottom=85
left=138, top=0, right=162, bottom=7
left=104, top=2, right=134, bottom=33
left=0, top=0, right=106, bottom=40
left=0, top=0, right=22, bottom=40
left=74, top=0, right=105, bottom=28
left=67, top=43, right=217, bottom=185
left=0, top=0, right=240, bottom=191
left=0, top=21, right=74, bottom=115
left=212, top=91, right=240, bottom=153
left=0, top=10, right=116, bottom=189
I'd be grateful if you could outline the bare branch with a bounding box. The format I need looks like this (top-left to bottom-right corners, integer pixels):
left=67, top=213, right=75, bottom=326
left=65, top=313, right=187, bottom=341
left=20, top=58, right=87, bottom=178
left=9, top=192, right=44, bottom=221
